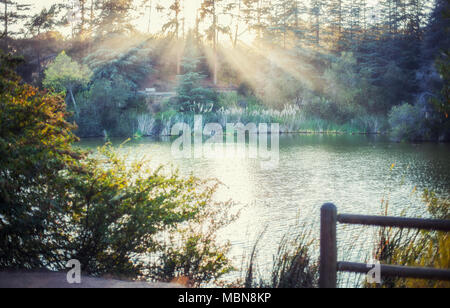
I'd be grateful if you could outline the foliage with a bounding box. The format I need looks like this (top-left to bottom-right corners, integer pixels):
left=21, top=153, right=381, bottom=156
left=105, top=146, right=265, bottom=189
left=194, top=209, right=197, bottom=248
left=25, top=4, right=61, bottom=36
left=76, top=45, right=153, bottom=137
left=322, top=52, right=370, bottom=121
left=428, top=51, right=450, bottom=140
left=43, top=51, right=92, bottom=93
left=423, top=189, right=450, bottom=221
left=64, top=144, right=234, bottom=280
left=2, top=0, right=449, bottom=139
left=174, top=53, right=218, bottom=113
left=96, top=0, right=135, bottom=36
left=369, top=189, right=450, bottom=288
left=243, top=228, right=319, bottom=288
left=388, top=103, right=427, bottom=142
left=0, top=53, right=82, bottom=268
left=387, top=48, right=450, bottom=142
left=431, top=51, right=450, bottom=118
left=0, top=0, right=31, bottom=50
left=217, top=92, right=238, bottom=110
left=144, top=188, right=237, bottom=287
left=0, top=54, right=234, bottom=284
left=43, top=51, right=92, bottom=117
left=85, top=45, right=153, bottom=91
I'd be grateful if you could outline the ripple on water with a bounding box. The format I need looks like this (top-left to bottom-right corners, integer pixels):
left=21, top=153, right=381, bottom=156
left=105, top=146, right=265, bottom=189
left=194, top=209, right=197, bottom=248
left=77, top=135, right=450, bottom=286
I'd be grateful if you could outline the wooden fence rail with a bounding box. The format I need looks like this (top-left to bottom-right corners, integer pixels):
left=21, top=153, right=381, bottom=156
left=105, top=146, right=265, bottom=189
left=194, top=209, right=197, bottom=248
left=319, top=203, right=450, bottom=288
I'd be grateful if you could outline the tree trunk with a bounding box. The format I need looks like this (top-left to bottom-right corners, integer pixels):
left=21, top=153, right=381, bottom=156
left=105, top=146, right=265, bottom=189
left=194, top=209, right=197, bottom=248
left=338, top=0, right=342, bottom=36
left=195, top=10, right=200, bottom=41
left=316, top=13, right=320, bottom=45
left=257, top=0, right=262, bottom=41
left=80, top=0, right=86, bottom=36
left=181, top=0, right=185, bottom=39
left=176, top=0, right=180, bottom=75
left=69, top=88, right=80, bottom=118
left=147, top=0, right=152, bottom=33
left=3, top=0, right=8, bottom=51
left=283, top=1, right=286, bottom=49
left=36, top=28, right=42, bottom=79
left=90, top=0, right=94, bottom=32
left=233, top=0, right=241, bottom=48
left=213, top=0, right=217, bottom=85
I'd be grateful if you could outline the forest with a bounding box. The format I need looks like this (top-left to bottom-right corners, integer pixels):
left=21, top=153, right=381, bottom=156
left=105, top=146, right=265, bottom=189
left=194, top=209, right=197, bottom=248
left=1, top=0, right=449, bottom=141
left=1, top=0, right=450, bottom=289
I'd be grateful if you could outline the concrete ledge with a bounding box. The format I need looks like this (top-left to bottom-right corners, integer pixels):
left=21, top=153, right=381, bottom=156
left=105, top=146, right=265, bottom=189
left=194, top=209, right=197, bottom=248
left=0, top=271, right=182, bottom=288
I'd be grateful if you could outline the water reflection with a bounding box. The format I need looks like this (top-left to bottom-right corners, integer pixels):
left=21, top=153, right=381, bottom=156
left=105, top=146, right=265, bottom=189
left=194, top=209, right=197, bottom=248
left=77, top=135, right=450, bottom=285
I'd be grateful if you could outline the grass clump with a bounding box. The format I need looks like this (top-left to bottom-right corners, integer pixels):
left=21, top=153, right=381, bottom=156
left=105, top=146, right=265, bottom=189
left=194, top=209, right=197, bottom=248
left=242, top=228, right=319, bottom=288
left=368, top=190, right=450, bottom=288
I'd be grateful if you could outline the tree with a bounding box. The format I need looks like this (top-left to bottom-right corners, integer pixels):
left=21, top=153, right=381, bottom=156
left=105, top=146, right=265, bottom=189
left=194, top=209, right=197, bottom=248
left=0, top=53, right=234, bottom=282
left=200, top=0, right=227, bottom=85
left=61, top=0, right=92, bottom=39
left=308, top=0, right=325, bottom=47
left=269, top=0, right=295, bottom=48
left=96, top=0, right=134, bottom=36
left=89, top=0, right=97, bottom=33
left=404, top=0, right=429, bottom=39
left=25, top=4, right=61, bottom=77
left=345, top=0, right=364, bottom=45
left=85, top=43, right=153, bottom=91
left=323, top=52, right=369, bottom=120
left=226, top=0, right=242, bottom=48
left=78, top=0, right=88, bottom=36
left=161, top=0, right=182, bottom=39
left=379, top=0, right=402, bottom=36
left=43, top=51, right=92, bottom=118
left=388, top=103, right=427, bottom=142
left=431, top=52, right=450, bottom=120
left=142, top=0, right=153, bottom=33
left=26, top=4, right=60, bottom=37
left=242, top=0, right=269, bottom=42
left=0, top=0, right=31, bottom=51
left=175, top=46, right=218, bottom=113
left=0, top=53, right=81, bottom=269
left=161, top=0, right=183, bottom=74
left=328, top=0, right=345, bottom=43
left=79, top=43, right=153, bottom=136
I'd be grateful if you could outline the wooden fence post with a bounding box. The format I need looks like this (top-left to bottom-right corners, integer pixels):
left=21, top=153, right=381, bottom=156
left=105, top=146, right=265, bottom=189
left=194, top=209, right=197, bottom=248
left=320, top=203, right=337, bottom=288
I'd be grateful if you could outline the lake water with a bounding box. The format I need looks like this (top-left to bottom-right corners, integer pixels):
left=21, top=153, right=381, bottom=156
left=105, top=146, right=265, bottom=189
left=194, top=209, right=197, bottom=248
left=78, top=135, right=450, bottom=286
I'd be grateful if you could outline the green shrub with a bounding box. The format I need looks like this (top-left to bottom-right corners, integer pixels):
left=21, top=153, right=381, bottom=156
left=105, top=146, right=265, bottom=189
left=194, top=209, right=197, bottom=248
left=0, top=53, right=81, bottom=269
left=65, top=144, right=234, bottom=281
left=0, top=54, right=234, bottom=285
left=388, top=103, right=427, bottom=141
left=237, top=82, right=254, bottom=97
left=217, top=92, right=238, bottom=109
left=174, top=52, right=219, bottom=113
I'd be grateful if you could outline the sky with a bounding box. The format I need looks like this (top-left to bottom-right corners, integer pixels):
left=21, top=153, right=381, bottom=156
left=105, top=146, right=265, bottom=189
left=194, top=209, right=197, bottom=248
left=18, top=0, right=203, bottom=36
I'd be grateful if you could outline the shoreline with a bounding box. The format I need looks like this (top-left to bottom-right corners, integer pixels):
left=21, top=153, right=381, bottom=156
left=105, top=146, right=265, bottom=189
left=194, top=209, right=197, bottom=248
left=78, top=131, right=386, bottom=139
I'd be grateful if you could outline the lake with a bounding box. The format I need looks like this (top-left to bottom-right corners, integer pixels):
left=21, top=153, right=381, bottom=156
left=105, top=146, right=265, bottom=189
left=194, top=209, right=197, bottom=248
left=78, top=134, right=450, bottom=286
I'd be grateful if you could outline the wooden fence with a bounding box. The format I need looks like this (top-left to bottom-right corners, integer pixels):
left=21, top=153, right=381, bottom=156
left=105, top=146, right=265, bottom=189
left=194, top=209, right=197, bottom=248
left=319, top=203, right=450, bottom=288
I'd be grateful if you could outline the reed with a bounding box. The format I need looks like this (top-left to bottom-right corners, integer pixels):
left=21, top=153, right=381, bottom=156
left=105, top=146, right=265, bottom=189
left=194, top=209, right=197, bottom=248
left=149, top=106, right=386, bottom=136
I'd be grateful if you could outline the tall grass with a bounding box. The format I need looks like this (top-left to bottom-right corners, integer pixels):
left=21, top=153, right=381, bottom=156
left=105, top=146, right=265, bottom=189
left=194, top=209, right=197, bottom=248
left=141, top=106, right=385, bottom=136
left=137, top=114, right=155, bottom=136
left=367, top=190, right=450, bottom=288
left=242, top=227, right=319, bottom=288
